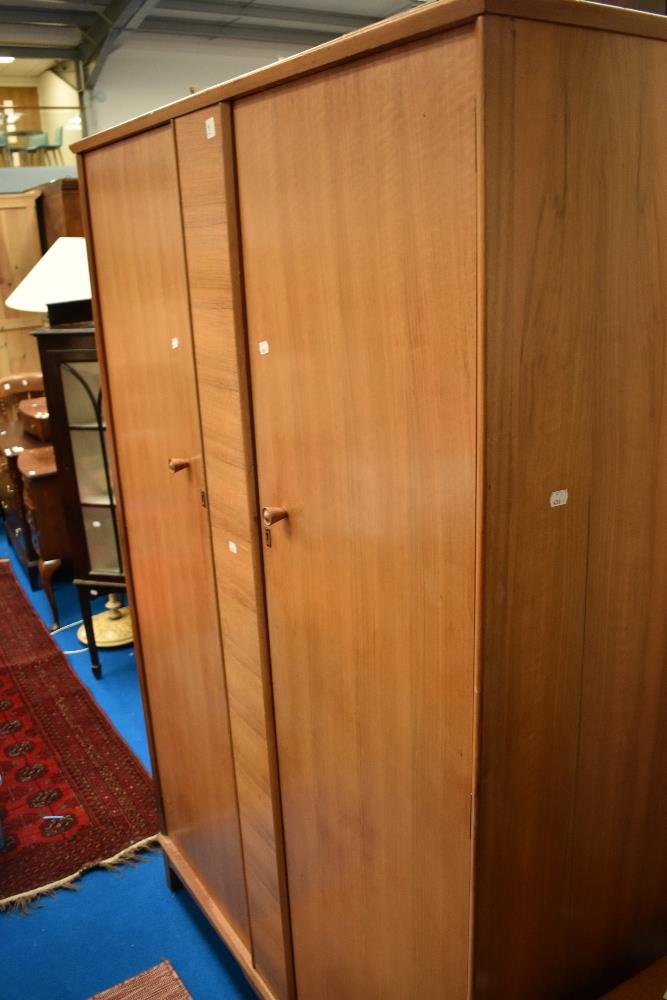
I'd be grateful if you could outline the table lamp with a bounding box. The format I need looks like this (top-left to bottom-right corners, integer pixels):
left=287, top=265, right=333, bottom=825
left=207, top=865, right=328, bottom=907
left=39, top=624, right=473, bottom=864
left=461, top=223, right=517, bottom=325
left=5, top=236, right=92, bottom=326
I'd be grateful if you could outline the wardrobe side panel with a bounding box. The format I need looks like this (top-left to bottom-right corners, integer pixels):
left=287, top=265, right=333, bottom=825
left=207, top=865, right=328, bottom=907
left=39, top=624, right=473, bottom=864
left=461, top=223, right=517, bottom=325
left=83, top=127, right=250, bottom=949
left=477, top=17, right=667, bottom=999
left=174, top=105, right=293, bottom=1000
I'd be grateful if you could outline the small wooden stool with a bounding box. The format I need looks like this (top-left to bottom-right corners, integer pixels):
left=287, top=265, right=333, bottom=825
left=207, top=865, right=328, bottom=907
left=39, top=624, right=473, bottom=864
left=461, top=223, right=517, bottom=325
left=600, top=958, right=667, bottom=999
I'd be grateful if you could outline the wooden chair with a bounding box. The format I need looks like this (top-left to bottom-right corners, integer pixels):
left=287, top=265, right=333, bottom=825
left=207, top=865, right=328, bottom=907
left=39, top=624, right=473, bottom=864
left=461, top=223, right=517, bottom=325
left=0, top=372, right=44, bottom=426
left=1, top=372, right=46, bottom=526
left=1, top=372, right=45, bottom=582
left=0, top=372, right=68, bottom=629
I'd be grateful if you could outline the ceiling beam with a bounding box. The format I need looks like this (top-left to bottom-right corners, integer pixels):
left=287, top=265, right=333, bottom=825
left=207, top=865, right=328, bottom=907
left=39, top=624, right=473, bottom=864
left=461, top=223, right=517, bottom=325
left=76, top=0, right=384, bottom=94
left=126, top=0, right=162, bottom=29
left=80, top=0, right=161, bottom=89
left=139, top=16, right=338, bottom=45
left=154, top=0, right=378, bottom=32
left=8, top=0, right=103, bottom=8
left=50, top=60, right=80, bottom=86
left=0, top=7, right=96, bottom=26
left=0, top=44, right=80, bottom=58
left=80, top=0, right=152, bottom=60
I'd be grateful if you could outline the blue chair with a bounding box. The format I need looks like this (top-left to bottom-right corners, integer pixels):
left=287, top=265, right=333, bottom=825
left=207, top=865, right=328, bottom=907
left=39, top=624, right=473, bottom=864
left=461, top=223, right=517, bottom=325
left=44, top=126, right=64, bottom=165
left=22, top=132, right=48, bottom=165
left=0, top=132, right=12, bottom=167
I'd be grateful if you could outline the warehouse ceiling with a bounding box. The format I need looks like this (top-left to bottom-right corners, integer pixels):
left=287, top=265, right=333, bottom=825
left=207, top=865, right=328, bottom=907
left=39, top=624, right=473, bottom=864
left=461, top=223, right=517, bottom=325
left=1, top=0, right=664, bottom=92
left=0, top=0, right=425, bottom=89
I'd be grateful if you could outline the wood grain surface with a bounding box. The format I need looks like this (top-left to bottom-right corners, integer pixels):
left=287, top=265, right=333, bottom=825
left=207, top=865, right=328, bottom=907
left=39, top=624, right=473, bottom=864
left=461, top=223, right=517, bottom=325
left=76, top=159, right=168, bottom=837
left=83, top=126, right=250, bottom=947
left=39, top=178, right=84, bottom=249
left=236, top=28, right=478, bottom=1000
left=0, top=327, right=40, bottom=375
left=174, top=104, right=294, bottom=1000
left=0, top=191, right=44, bottom=336
left=161, top=835, right=279, bottom=1000
left=475, top=16, right=667, bottom=1000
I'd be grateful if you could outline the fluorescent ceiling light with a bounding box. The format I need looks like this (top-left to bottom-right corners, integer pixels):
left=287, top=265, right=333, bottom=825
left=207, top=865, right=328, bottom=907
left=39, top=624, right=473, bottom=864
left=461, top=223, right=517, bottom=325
left=0, top=57, right=16, bottom=65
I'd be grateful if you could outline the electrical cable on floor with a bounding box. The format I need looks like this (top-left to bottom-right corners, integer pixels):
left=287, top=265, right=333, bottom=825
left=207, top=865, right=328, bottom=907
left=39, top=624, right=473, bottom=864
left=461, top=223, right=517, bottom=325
left=50, top=619, right=84, bottom=634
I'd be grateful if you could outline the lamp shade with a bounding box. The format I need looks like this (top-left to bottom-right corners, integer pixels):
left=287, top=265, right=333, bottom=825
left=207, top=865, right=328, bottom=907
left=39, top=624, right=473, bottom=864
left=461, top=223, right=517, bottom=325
left=5, top=236, right=91, bottom=313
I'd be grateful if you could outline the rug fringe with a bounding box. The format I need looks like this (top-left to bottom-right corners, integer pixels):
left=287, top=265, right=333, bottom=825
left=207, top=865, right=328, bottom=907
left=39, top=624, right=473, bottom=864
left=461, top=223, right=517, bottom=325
left=0, top=835, right=159, bottom=913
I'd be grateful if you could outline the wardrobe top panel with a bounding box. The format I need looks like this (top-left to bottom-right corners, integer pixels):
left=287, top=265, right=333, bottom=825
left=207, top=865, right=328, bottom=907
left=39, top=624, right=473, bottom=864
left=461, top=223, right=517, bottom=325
left=73, top=0, right=667, bottom=156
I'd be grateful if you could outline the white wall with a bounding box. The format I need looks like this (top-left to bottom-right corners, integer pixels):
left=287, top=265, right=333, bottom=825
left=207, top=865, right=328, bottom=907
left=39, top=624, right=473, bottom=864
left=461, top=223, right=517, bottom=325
left=0, top=77, right=42, bottom=89
left=87, top=33, right=308, bottom=134
left=37, top=70, right=80, bottom=165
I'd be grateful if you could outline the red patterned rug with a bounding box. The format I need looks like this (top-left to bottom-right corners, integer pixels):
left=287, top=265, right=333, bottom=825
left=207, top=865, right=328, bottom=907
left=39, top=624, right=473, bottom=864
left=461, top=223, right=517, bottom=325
left=0, top=559, right=159, bottom=909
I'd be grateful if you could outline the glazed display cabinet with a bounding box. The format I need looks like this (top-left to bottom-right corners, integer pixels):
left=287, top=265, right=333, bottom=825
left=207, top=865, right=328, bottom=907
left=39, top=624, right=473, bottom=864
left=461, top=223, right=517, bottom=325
left=36, top=326, right=130, bottom=678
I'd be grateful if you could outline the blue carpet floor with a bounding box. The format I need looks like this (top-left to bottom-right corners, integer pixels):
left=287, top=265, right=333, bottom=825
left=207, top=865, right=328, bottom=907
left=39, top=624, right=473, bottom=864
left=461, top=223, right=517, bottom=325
left=0, top=525, right=255, bottom=1000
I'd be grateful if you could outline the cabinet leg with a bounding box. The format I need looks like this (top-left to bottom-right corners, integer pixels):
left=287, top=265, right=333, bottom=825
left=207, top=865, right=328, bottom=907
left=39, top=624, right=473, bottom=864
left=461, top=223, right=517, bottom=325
left=163, top=854, right=182, bottom=893
left=77, top=585, right=102, bottom=680
left=26, top=560, right=41, bottom=591
left=38, top=558, right=61, bottom=631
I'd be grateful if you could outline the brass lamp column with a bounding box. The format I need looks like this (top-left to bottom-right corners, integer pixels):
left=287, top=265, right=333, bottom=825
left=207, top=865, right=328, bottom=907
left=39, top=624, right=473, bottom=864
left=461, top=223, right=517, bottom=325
left=77, top=592, right=132, bottom=648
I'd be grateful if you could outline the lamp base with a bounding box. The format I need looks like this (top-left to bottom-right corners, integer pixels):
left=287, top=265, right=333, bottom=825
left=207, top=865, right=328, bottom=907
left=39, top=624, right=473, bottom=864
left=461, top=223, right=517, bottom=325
left=77, top=605, right=133, bottom=648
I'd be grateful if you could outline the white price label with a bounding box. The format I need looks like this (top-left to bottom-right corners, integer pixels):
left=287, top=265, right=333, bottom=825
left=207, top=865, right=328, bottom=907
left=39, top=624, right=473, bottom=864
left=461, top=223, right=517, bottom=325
left=550, top=490, right=569, bottom=508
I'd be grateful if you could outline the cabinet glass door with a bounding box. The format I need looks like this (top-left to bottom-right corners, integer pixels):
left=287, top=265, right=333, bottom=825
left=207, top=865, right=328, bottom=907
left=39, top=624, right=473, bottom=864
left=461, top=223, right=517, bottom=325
left=60, top=360, right=122, bottom=575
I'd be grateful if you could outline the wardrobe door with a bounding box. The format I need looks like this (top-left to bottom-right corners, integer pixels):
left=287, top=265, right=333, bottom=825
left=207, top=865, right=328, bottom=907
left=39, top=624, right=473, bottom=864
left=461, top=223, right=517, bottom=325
left=174, top=104, right=294, bottom=1000
left=235, top=28, right=478, bottom=1000
left=82, top=126, right=250, bottom=947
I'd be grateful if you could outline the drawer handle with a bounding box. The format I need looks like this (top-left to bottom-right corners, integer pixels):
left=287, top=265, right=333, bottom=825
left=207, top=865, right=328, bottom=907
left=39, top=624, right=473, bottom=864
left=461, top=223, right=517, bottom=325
left=168, top=458, right=191, bottom=474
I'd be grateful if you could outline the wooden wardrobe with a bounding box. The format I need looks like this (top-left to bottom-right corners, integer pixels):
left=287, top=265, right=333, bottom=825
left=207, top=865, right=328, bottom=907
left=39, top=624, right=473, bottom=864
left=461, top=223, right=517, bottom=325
left=74, top=3, right=667, bottom=998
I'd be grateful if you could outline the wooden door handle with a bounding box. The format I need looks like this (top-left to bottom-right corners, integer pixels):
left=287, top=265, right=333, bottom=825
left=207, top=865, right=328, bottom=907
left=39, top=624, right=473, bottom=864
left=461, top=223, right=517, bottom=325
left=262, top=507, right=288, bottom=547
left=168, top=457, right=191, bottom=473
left=262, top=506, right=288, bottom=528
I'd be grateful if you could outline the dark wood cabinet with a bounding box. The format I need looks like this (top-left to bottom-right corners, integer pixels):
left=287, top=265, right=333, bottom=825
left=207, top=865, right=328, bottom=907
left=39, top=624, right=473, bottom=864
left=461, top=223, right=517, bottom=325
left=36, top=325, right=125, bottom=677
left=37, top=178, right=84, bottom=250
